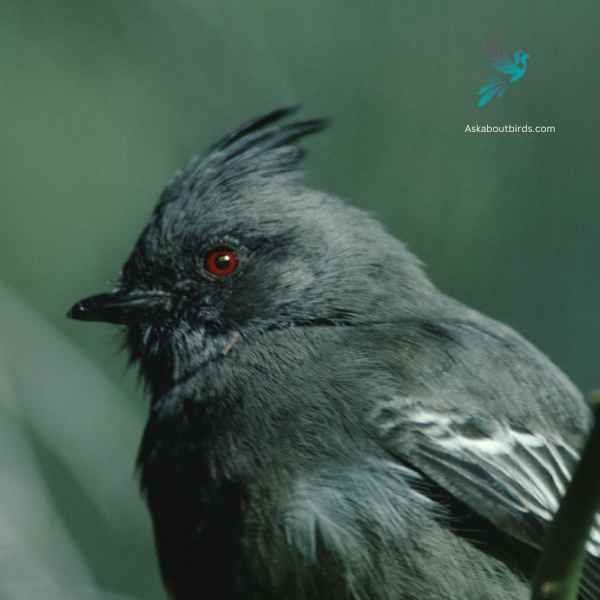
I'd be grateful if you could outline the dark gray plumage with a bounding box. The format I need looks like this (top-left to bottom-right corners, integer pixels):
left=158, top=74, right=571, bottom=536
left=68, top=107, right=598, bottom=600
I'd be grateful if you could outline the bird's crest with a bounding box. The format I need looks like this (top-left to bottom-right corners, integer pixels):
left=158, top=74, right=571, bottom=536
left=207, top=105, right=327, bottom=165
left=153, top=106, right=328, bottom=214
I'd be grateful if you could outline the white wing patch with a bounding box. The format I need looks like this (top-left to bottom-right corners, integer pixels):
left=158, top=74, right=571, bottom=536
left=382, top=405, right=600, bottom=558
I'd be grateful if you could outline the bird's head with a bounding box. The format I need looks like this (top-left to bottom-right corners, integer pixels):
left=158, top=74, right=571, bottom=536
left=514, top=49, right=529, bottom=67
left=68, top=107, right=435, bottom=396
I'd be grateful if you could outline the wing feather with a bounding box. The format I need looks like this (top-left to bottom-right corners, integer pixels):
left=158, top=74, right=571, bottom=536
left=375, top=400, right=600, bottom=598
left=492, top=57, right=520, bottom=76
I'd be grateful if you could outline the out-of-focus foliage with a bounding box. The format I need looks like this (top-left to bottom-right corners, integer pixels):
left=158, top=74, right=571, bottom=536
left=0, top=0, right=598, bottom=598
left=0, top=285, right=158, bottom=598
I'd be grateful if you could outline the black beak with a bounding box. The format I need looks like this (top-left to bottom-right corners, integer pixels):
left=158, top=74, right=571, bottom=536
left=67, top=290, right=173, bottom=325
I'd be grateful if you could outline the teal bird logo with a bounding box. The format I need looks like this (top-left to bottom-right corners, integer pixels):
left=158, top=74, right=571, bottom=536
left=477, top=49, right=529, bottom=108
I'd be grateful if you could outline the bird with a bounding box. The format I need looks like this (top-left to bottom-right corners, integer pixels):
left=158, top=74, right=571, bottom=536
left=68, top=106, right=598, bottom=600
left=477, top=49, right=529, bottom=107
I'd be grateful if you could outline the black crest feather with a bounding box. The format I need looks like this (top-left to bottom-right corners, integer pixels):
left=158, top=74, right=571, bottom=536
left=210, top=105, right=328, bottom=163
left=155, top=106, right=328, bottom=213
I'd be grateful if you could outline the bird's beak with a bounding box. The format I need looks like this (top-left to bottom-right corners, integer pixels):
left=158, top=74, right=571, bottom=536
left=67, top=290, right=173, bottom=325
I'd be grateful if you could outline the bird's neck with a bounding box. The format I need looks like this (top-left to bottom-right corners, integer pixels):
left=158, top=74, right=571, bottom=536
left=129, top=324, right=243, bottom=398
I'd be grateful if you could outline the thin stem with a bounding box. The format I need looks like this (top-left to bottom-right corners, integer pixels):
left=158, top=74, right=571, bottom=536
left=531, top=391, right=600, bottom=600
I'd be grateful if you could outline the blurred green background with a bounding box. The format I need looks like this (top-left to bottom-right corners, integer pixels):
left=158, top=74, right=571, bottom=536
left=1, top=0, right=598, bottom=598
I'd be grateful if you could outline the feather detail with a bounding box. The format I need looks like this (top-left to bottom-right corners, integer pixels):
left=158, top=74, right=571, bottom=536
left=375, top=399, right=600, bottom=597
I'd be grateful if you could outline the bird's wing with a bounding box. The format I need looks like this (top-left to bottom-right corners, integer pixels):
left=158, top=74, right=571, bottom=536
left=375, top=401, right=600, bottom=599
left=492, top=57, right=520, bottom=76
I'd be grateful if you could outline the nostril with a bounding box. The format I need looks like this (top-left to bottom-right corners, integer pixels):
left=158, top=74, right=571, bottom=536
left=67, top=301, right=87, bottom=320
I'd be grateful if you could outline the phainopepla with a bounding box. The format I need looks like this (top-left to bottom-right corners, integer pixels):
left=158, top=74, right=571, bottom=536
left=68, top=107, right=599, bottom=600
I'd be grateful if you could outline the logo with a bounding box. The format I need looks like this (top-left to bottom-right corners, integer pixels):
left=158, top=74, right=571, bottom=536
left=476, top=49, right=529, bottom=108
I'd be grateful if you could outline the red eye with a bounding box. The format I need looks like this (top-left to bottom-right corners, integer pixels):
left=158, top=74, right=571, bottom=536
left=204, top=247, right=239, bottom=277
